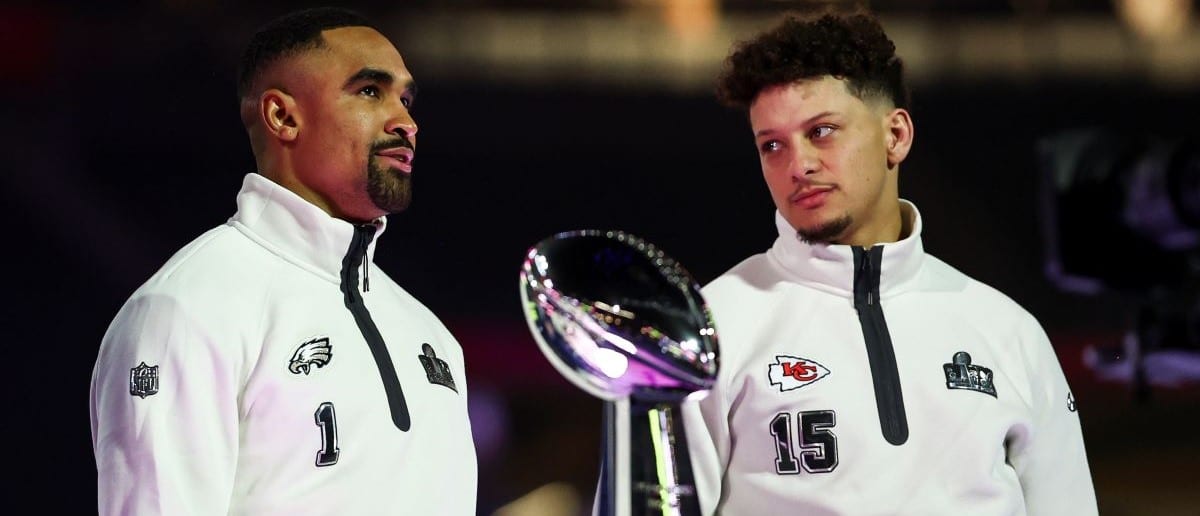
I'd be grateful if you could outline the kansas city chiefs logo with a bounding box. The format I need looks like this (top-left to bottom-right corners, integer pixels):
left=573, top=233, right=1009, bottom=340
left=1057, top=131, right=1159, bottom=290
left=768, top=355, right=831, bottom=392
left=289, top=337, right=332, bottom=375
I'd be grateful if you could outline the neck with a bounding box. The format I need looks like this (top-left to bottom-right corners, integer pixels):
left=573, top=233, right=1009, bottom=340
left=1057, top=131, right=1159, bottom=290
left=836, top=200, right=906, bottom=247
left=257, top=155, right=376, bottom=224
left=897, top=202, right=915, bottom=240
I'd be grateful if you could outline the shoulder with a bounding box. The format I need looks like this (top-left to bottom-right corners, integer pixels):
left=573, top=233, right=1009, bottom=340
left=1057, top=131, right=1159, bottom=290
left=145, top=224, right=264, bottom=291
left=702, top=252, right=780, bottom=300
left=700, top=253, right=782, bottom=329
left=106, top=225, right=272, bottom=341
left=697, top=253, right=785, bottom=365
left=920, top=253, right=1044, bottom=334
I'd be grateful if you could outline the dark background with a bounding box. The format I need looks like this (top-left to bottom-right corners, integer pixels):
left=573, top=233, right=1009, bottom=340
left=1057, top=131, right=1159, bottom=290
left=4, top=1, right=1199, bottom=514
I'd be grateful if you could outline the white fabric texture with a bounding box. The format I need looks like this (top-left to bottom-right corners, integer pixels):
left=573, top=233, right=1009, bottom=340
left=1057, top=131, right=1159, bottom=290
left=683, top=201, right=1097, bottom=516
left=91, top=173, right=477, bottom=515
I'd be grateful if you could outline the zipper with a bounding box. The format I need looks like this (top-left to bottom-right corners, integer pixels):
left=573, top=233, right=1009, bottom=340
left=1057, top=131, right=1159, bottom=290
left=852, top=246, right=909, bottom=446
left=362, top=249, right=370, bottom=292
left=341, top=224, right=411, bottom=431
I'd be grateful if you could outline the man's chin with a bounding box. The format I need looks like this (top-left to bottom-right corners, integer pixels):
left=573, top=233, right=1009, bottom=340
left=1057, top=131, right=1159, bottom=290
left=794, top=216, right=852, bottom=245
left=371, top=195, right=410, bottom=214
left=367, top=167, right=412, bottom=214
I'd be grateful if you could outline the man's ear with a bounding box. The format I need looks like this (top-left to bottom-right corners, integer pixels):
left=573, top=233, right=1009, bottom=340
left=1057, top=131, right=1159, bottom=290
left=885, top=108, right=914, bottom=169
left=261, top=89, right=301, bottom=143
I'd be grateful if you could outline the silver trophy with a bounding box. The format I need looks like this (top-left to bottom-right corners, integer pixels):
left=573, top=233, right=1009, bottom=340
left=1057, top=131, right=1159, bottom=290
left=518, top=230, right=719, bottom=516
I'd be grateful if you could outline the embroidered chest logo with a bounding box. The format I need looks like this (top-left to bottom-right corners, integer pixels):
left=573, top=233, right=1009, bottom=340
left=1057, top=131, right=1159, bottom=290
left=129, top=362, right=159, bottom=398
left=289, top=337, right=332, bottom=375
left=768, top=355, right=831, bottom=392
left=943, top=351, right=997, bottom=398
left=419, top=343, right=457, bottom=392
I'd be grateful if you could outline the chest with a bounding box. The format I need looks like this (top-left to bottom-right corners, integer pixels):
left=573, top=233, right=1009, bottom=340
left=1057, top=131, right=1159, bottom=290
left=236, top=281, right=470, bottom=461
left=719, top=292, right=1031, bottom=472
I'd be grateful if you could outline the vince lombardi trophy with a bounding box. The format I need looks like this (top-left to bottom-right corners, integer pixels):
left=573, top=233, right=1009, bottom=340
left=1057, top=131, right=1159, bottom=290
left=518, top=230, right=719, bottom=516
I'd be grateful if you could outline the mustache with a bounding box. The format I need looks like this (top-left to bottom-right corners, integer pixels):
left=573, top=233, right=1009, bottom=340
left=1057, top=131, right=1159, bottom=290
left=370, top=137, right=413, bottom=154
left=791, top=181, right=835, bottom=194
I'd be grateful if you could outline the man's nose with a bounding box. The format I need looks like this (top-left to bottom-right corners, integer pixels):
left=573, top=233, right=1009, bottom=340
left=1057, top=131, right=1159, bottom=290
left=789, top=143, right=819, bottom=178
left=386, top=110, right=418, bottom=139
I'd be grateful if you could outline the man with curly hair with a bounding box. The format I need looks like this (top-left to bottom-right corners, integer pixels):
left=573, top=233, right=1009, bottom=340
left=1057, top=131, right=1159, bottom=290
left=679, top=10, right=1097, bottom=515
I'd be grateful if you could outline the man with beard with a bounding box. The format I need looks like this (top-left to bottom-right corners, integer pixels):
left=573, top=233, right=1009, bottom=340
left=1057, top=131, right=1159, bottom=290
left=679, top=9, right=1097, bottom=516
left=90, top=8, right=476, bottom=514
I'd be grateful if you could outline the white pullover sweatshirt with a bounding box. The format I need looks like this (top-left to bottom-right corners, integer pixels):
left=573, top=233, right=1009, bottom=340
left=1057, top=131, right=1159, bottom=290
left=91, top=173, right=477, bottom=515
left=683, top=201, right=1096, bottom=516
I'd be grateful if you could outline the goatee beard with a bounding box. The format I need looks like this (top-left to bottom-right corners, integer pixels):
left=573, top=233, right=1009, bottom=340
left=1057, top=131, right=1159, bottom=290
left=367, top=157, right=412, bottom=214
left=797, top=215, right=852, bottom=245
left=366, top=136, right=415, bottom=214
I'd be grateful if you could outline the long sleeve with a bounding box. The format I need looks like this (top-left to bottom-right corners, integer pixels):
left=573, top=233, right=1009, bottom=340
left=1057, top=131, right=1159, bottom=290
left=1007, top=315, right=1098, bottom=516
left=90, top=293, right=243, bottom=516
left=681, top=370, right=733, bottom=515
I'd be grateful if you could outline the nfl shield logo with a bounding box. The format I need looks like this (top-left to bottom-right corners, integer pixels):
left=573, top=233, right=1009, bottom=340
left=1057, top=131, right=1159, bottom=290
left=129, top=362, right=159, bottom=398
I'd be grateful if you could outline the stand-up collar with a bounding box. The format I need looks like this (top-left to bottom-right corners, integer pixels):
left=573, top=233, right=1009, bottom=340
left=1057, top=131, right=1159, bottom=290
left=227, top=173, right=387, bottom=284
left=767, top=199, right=925, bottom=299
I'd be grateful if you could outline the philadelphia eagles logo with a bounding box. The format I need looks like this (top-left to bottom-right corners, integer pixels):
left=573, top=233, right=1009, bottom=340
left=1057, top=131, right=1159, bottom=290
left=289, top=337, right=332, bottom=375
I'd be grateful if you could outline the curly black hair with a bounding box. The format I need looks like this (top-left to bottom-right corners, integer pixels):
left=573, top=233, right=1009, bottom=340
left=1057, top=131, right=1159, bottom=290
left=236, top=7, right=376, bottom=99
left=716, top=10, right=909, bottom=110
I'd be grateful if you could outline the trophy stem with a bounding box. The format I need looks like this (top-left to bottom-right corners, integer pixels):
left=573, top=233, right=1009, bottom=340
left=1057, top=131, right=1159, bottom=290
left=599, top=399, right=626, bottom=516
left=600, top=395, right=701, bottom=516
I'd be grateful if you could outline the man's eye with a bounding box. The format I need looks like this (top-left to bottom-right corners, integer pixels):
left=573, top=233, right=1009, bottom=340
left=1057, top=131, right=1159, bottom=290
left=360, top=86, right=380, bottom=98
left=811, top=126, right=835, bottom=139
left=760, top=140, right=781, bottom=153
left=401, top=96, right=413, bottom=108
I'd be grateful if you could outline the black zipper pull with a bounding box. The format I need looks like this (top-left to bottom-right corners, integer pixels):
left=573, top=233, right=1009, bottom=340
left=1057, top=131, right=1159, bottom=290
left=361, top=230, right=371, bottom=293
left=861, top=246, right=873, bottom=305
left=362, top=252, right=370, bottom=292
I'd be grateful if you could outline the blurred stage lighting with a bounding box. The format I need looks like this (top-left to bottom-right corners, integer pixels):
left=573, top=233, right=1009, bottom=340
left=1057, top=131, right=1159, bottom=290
left=1114, top=0, right=1193, bottom=43
left=1038, top=128, right=1200, bottom=293
left=1037, top=127, right=1200, bottom=397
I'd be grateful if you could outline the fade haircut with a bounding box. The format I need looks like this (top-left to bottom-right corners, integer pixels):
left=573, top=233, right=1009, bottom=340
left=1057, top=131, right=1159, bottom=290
left=716, top=10, right=909, bottom=111
left=236, top=7, right=376, bottom=99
